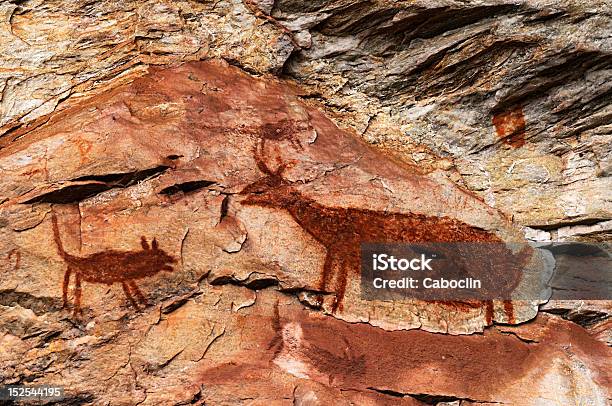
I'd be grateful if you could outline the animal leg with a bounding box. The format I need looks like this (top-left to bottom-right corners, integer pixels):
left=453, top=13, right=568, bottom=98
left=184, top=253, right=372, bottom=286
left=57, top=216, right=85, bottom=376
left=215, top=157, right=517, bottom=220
left=73, top=273, right=82, bottom=318
left=122, top=282, right=139, bottom=309
left=319, top=253, right=335, bottom=292
left=129, top=281, right=148, bottom=306
left=62, top=268, right=72, bottom=308
left=484, top=300, right=494, bottom=325
left=331, top=260, right=350, bottom=313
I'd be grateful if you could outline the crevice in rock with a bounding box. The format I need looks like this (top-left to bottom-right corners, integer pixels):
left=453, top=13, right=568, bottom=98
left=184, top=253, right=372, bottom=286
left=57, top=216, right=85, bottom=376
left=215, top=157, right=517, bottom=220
left=209, top=273, right=280, bottom=291
left=526, top=217, right=611, bottom=231
left=540, top=243, right=608, bottom=257
left=220, top=194, right=230, bottom=220
left=159, top=180, right=216, bottom=196
left=496, top=330, right=539, bottom=345
left=22, top=181, right=111, bottom=204
left=493, top=51, right=610, bottom=112
left=311, top=4, right=520, bottom=43
left=280, top=46, right=302, bottom=77
left=0, top=289, right=63, bottom=315
left=73, top=165, right=170, bottom=187
left=161, top=289, right=202, bottom=315
left=223, top=57, right=262, bottom=76
left=541, top=308, right=610, bottom=329
left=367, top=387, right=502, bottom=404
left=22, top=165, right=170, bottom=204
left=46, top=393, right=96, bottom=405
left=524, top=9, right=567, bottom=24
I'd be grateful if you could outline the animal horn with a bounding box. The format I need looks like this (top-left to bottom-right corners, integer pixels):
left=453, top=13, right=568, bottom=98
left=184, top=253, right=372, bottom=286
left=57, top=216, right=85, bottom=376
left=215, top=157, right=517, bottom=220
left=253, top=137, right=275, bottom=177
left=141, top=236, right=150, bottom=250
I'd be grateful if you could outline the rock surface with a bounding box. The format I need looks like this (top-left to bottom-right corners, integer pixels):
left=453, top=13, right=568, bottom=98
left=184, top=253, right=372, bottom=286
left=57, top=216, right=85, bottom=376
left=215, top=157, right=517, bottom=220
left=0, top=0, right=610, bottom=405
left=0, top=59, right=549, bottom=333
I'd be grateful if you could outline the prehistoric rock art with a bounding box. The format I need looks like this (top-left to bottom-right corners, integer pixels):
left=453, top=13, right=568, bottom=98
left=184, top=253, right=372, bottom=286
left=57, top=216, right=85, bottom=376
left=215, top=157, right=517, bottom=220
left=198, top=294, right=611, bottom=405
left=0, top=54, right=607, bottom=404
left=51, top=210, right=176, bottom=316
left=268, top=301, right=366, bottom=383
left=0, top=59, right=548, bottom=330
left=241, top=126, right=529, bottom=313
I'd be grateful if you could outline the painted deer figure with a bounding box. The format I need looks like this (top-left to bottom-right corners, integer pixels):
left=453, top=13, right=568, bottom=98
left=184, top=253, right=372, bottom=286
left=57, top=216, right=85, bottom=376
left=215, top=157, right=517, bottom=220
left=240, top=124, right=526, bottom=316
left=51, top=210, right=176, bottom=317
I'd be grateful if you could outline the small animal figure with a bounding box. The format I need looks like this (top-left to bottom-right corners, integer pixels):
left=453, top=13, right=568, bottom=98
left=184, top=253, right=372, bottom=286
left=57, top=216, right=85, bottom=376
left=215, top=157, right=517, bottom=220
left=51, top=210, right=176, bottom=317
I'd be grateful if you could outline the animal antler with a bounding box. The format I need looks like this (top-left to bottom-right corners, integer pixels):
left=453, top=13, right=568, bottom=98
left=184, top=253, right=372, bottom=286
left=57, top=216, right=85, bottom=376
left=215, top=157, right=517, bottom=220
left=253, top=136, right=275, bottom=177
left=240, top=136, right=290, bottom=194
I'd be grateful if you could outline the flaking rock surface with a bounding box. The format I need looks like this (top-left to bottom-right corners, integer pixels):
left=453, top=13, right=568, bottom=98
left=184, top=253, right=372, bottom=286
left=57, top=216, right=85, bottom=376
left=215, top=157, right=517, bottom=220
left=0, top=0, right=610, bottom=405
left=0, top=59, right=609, bottom=405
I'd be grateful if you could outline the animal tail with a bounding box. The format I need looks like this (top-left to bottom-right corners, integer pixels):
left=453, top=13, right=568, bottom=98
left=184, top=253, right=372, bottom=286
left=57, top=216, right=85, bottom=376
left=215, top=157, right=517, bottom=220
left=50, top=210, right=70, bottom=260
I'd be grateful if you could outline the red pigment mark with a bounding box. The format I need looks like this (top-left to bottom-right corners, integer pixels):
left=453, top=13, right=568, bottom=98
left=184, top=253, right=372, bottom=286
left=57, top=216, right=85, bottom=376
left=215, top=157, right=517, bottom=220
left=241, top=124, right=527, bottom=314
left=51, top=210, right=176, bottom=317
left=22, top=168, right=45, bottom=178
left=492, top=105, right=526, bottom=148
left=267, top=303, right=366, bottom=384
left=242, top=0, right=301, bottom=48
left=73, top=139, right=93, bottom=164
left=303, top=335, right=366, bottom=384
left=267, top=301, right=284, bottom=357
left=434, top=296, right=516, bottom=326
left=7, top=249, right=21, bottom=270
left=503, top=300, right=515, bottom=324
left=485, top=301, right=495, bottom=325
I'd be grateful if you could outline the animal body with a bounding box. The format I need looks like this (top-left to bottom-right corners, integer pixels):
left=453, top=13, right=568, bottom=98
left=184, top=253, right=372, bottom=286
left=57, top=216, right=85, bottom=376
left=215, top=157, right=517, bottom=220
left=51, top=211, right=176, bottom=317
left=240, top=123, right=525, bottom=314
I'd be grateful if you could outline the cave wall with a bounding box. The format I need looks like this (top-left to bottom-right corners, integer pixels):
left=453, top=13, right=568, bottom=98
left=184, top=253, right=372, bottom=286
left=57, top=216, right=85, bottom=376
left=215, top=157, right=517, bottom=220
left=0, top=1, right=610, bottom=405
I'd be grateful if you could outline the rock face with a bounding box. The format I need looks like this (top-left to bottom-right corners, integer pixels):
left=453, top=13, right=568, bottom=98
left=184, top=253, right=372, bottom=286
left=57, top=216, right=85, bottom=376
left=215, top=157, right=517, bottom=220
left=0, top=1, right=610, bottom=405
left=1, top=59, right=549, bottom=333
left=1, top=0, right=610, bottom=239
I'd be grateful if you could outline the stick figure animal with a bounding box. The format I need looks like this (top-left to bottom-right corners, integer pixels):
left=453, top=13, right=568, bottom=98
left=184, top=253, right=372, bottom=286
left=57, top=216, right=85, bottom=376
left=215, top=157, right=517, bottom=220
left=50, top=210, right=176, bottom=317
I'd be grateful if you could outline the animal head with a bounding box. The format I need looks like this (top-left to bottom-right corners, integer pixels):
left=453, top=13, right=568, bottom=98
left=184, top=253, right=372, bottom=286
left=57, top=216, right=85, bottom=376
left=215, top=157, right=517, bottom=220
left=141, top=236, right=177, bottom=270
left=260, top=120, right=305, bottom=150
left=239, top=161, right=301, bottom=207
left=240, top=136, right=302, bottom=207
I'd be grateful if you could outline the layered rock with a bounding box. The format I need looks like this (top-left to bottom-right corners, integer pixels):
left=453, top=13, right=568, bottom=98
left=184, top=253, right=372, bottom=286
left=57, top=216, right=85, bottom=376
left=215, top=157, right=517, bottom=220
left=1, top=59, right=549, bottom=333
left=0, top=0, right=610, bottom=404
left=0, top=59, right=609, bottom=405
left=2, top=0, right=608, bottom=236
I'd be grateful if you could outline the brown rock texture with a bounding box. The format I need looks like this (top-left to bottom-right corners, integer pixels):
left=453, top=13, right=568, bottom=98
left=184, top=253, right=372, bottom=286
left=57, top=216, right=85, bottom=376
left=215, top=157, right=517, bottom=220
left=0, top=1, right=610, bottom=405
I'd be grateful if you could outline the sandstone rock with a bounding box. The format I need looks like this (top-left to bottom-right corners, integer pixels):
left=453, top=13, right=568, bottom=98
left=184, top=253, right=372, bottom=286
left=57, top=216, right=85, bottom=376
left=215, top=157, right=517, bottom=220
left=0, top=0, right=295, bottom=141
left=275, top=0, right=612, bottom=234
left=0, top=1, right=610, bottom=404
left=0, top=60, right=551, bottom=334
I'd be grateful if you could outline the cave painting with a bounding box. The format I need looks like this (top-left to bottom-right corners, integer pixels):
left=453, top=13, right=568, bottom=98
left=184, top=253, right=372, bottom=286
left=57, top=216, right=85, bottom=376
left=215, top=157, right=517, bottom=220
left=240, top=122, right=529, bottom=315
left=51, top=210, right=176, bottom=317
left=268, top=302, right=366, bottom=382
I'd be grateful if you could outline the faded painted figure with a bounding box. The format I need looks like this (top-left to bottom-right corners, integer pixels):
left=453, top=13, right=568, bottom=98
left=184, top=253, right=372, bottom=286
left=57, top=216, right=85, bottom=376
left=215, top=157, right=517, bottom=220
left=51, top=210, right=176, bottom=317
